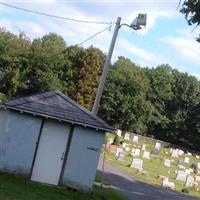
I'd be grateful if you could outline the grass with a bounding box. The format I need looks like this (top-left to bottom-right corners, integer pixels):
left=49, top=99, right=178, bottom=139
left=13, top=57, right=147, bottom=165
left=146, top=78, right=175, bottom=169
left=106, top=133, right=200, bottom=198
left=0, top=172, right=128, bottom=200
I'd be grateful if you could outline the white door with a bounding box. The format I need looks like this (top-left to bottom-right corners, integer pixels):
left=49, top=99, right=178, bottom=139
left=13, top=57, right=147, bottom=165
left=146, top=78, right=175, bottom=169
left=31, top=119, right=70, bottom=185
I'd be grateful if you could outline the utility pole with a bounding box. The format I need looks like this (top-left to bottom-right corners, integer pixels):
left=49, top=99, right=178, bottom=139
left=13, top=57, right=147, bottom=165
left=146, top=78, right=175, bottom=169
left=92, top=17, right=121, bottom=114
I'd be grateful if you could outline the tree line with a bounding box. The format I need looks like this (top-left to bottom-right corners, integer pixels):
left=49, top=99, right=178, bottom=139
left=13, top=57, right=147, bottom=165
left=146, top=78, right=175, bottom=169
left=0, top=29, right=200, bottom=151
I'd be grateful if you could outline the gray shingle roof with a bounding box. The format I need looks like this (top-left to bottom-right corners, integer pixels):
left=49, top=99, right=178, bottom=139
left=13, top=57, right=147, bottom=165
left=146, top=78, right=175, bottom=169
left=3, top=91, right=114, bottom=132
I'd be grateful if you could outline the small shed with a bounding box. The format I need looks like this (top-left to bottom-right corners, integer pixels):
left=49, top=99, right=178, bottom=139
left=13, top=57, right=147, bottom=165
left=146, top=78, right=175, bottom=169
left=0, top=91, right=114, bottom=190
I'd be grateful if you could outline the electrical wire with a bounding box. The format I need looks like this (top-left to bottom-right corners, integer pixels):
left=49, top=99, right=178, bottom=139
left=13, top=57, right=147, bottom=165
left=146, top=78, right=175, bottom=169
left=76, top=25, right=112, bottom=46
left=1, top=2, right=111, bottom=25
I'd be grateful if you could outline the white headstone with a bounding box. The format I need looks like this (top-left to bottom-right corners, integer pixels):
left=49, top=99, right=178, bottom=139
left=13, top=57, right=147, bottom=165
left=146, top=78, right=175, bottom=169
left=132, top=136, right=139, bottom=143
left=124, top=132, right=130, bottom=141
left=155, top=142, right=161, bottom=150
left=162, top=180, right=175, bottom=190
left=135, top=148, right=141, bottom=157
left=171, top=149, right=179, bottom=158
left=197, top=162, right=200, bottom=169
left=115, top=148, right=123, bottom=157
left=178, top=165, right=185, bottom=170
left=185, top=169, right=191, bottom=175
left=125, top=147, right=130, bottom=152
left=196, top=155, right=200, bottom=159
left=164, top=159, right=171, bottom=167
left=116, top=152, right=125, bottom=161
left=176, top=170, right=187, bottom=182
left=116, top=129, right=122, bottom=137
left=178, top=149, right=184, bottom=156
left=143, top=151, right=150, bottom=159
left=142, top=144, right=146, bottom=151
left=195, top=176, right=200, bottom=182
left=122, top=142, right=128, bottom=148
left=131, top=159, right=143, bottom=170
left=187, top=152, right=192, bottom=156
left=184, top=157, right=190, bottom=164
left=185, top=176, right=194, bottom=187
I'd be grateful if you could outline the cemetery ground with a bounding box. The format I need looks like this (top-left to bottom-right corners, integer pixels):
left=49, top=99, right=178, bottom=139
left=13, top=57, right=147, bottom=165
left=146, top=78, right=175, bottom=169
left=0, top=171, right=127, bottom=200
left=103, top=133, right=200, bottom=199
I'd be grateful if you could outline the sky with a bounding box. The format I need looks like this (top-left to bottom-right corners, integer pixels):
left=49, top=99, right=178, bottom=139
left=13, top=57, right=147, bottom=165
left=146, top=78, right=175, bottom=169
left=1, top=0, right=200, bottom=78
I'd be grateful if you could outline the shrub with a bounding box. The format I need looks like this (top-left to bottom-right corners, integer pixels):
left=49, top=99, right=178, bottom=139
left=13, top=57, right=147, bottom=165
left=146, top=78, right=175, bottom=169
left=113, top=135, right=120, bottom=146
left=191, top=163, right=198, bottom=174
left=182, top=188, right=189, bottom=193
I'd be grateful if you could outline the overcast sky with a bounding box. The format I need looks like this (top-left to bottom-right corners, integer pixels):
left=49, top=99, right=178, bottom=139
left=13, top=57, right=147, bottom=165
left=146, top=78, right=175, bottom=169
left=1, top=0, right=200, bottom=78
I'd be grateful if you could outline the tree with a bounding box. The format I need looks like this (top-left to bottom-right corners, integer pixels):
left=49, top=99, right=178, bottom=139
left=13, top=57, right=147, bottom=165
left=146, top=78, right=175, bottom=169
left=180, top=0, right=200, bottom=42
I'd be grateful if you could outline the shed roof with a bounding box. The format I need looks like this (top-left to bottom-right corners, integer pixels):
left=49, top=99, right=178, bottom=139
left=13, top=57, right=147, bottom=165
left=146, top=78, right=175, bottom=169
left=2, top=91, right=114, bottom=132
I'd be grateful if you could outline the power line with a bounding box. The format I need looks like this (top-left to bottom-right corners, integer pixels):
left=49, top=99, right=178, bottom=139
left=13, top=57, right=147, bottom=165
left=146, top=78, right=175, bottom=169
left=76, top=25, right=112, bottom=46
left=1, top=2, right=111, bottom=25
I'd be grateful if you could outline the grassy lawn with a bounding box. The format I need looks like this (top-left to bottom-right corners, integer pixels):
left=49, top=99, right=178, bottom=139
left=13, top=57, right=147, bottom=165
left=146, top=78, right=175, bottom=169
left=0, top=172, right=127, bottom=200
left=106, top=133, right=200, bottom=198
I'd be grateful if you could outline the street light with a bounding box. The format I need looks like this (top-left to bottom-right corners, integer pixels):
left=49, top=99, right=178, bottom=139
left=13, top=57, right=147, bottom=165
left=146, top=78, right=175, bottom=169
left=92, top=14, right=147, bottom=114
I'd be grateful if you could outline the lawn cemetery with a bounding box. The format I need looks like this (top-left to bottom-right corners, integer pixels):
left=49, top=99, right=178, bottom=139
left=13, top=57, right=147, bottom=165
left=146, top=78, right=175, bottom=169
left=105, top=132, right=200, bottom=197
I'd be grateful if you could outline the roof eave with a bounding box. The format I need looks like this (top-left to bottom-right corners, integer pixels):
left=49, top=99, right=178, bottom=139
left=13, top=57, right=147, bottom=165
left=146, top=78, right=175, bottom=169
left=5, top=106, right=115, bottom=133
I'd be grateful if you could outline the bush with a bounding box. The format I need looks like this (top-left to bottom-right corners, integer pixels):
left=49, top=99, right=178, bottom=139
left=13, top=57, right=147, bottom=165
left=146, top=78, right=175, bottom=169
left=113, top=135, right=120, bottom=146
left=182, top=188, right=189, bottom=193
left=191, top=163, right=198, bottom=174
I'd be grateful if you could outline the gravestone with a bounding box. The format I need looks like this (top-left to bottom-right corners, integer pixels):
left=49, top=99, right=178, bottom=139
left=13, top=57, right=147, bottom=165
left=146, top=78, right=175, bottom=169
left=122, top=142, right=128, bottom=148
left=178, top=149, right=184, bottom=156
left=185, top=176, right=194, bottom=187
left=197, top=162, right=200, bottom=169
left=162, top=179, right=175, bottom=190
left=164, top=159, right=171, bottom=167
left=176, top=170, right=187, bottom=182
left=135, top=148, right=141, bottom=157
left=155, top=142, right=161, bottom=150
left=196, top=155, right=200, bottom=159
left=185, top=169, right=191, bottom=175
left=142, top=144, right=146, bottom=151
left=116, top=152, right=125, bottom=161
left=178, top=158, right=184, bottom=165
left=195, top=176, right=200, bottom=182
left=125, top=147, right=130, bottom=152
left=107, top=138, right=113, bottom=146
left=116, top=129, right=122, bottom=137
left=132, top=136, right=139, bottom=144
left=131, top=159, right=143, bottom=171
left=187, top=152, right=192, bottom=156
left=184, top=157, right=190, bottom=164
left=124, top=132, right=130, bottom=141
left=178, top=165, right=185, bottom=170
left=171, top=149, right=179, bottom=158
left=143, top=151, right=150, bottom=159
left=115, top=148, right=123, bottom=157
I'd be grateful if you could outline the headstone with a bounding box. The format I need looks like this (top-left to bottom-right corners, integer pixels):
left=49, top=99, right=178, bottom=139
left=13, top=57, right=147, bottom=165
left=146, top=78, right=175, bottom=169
left=124, top=132, right=130, bottom=141
left=115, top=148, right=123, bottom=157
left=187, top=152, right=192, bottom=156
left=195, top=176, right=200, bottom=182
left=184, top=157, right=190, bottom=164
left=176, top=170, right=187, bottom=182
left=196, top=155, right=200, bottom=159
left=164, top=159, right=171, bottom=167
left=162, top=179, right=175, bottom=190
left=155, top=142, right=161, bottom=150
left=178, top=149, right=184, bottom=156
left=169, top=148, right=173, bottom=153
left=135, top=148, right=141, bottom=157
left=125, top=147, right=130, bottom=152
left=143, top=151, right=150, bottom=159
left=171, top=149, right=179, bottom=158
left=185, top=169, right=191, bottom=175
left=116, top=152, right=125, bottom=161
left=132, top=136, right=139, bottom=143
left=116, top=129, right=122, bottom=137
left=178, top=158, right=184, bottom=165
left=131, top=159, right=143, bottom=170
left=185, top=176, right=194, bottom=187
left=197, top=162, right=200, bottom=169
left=142, top=144, right=146, bottom=151
left=178, top=165, right=185, bottom=170
left=107, top=138, right=113, bottom=146
left=122, top=142, right=128, bottom=148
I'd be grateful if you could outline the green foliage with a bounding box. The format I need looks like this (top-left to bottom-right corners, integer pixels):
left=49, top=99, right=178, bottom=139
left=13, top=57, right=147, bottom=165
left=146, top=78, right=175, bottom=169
left=113, top=135, right=120, bottom=146
left=180, top=0, right=200, bottom=42
left=182, top=188, right=190, bottom=193
left=191, top=163, right=198, bottom=174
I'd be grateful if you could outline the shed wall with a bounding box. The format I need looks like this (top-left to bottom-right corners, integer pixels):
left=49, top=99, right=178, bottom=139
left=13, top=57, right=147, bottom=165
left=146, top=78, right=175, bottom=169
left=0, top=110, right=42, bottom=175
left=62, top=126, right=105, bottom=190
